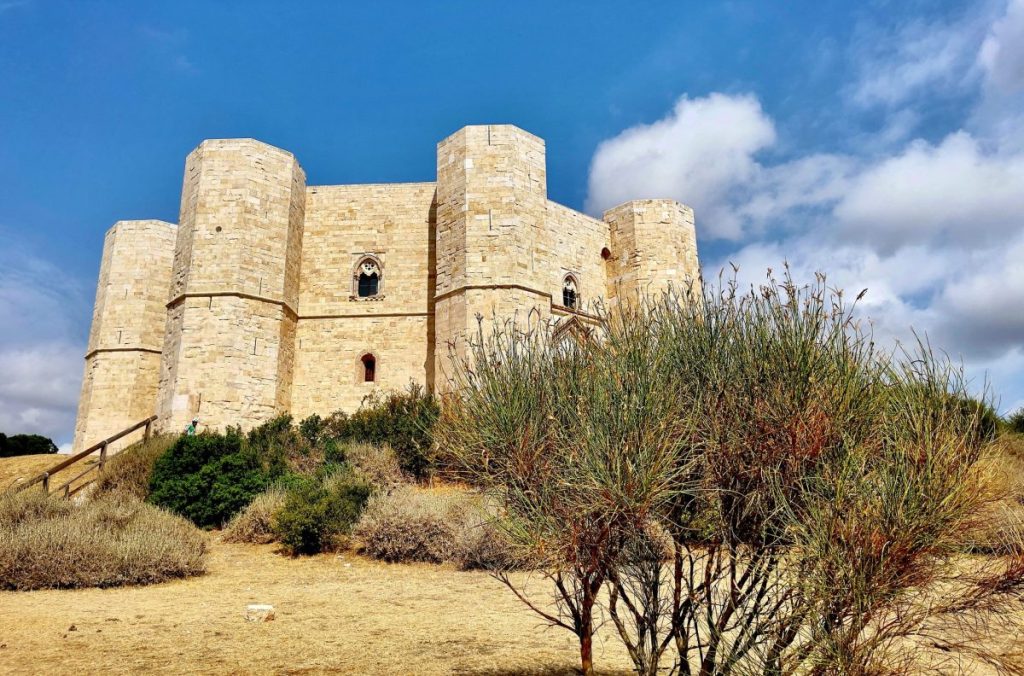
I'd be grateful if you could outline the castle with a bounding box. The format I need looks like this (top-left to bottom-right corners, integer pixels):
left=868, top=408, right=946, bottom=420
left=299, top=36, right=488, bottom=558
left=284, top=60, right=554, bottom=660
left=72, top=125, right=701, bottom=452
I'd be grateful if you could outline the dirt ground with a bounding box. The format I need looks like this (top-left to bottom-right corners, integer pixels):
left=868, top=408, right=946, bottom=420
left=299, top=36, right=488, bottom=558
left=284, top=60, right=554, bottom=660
left=0, top=536, right=633, bottom=675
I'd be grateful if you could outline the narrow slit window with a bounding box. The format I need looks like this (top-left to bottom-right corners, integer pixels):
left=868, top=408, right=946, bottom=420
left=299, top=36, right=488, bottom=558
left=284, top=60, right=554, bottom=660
left=361, top=353, right=376, bottom=383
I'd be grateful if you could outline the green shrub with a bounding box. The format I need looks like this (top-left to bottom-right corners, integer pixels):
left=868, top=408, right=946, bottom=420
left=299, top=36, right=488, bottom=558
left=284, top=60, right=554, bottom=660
left=299, top=413, right=324, bottom=446
left=273, top=467, right=370, bottom=555
left=148, top=431, right=268, bottom=528
left=0, top=490, right=206, bottom=590
left=92, top=435, right=175, bottom=500
left=1008, top=407, right=1024, bottom=435
left=325, top=384, right=438, bottom=479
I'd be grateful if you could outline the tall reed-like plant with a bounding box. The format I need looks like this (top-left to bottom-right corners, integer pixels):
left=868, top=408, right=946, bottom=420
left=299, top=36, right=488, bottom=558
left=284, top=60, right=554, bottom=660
left=437, top=269, right=1024, bottom=676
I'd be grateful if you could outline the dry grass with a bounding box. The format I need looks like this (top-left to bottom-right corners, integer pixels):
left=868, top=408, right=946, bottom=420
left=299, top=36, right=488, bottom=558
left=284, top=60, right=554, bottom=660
left=354, top=485, right=518, bottom=569
left=346, top=441, right=406, bottom=487
left=91, top=435, right=176, bottom=500
left=0, top=537, right=635, bottom=675
left=0, top=490, right=206, bottom=590
left=967, top=434, right=1024, bottom=553
left=222, top=486, right=288, bottom=544
left=0, top=453, right=87, bottom=492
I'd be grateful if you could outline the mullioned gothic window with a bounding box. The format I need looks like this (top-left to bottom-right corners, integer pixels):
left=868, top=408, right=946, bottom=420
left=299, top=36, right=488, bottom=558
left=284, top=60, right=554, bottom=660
left=562, top=275, right=579, bottom=309
left=351, top=255, right=384, bottom=300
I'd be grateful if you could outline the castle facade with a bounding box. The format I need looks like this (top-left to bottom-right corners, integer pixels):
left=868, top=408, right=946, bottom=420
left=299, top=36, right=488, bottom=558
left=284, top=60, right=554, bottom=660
left=72, top=125, right=700, bottom=451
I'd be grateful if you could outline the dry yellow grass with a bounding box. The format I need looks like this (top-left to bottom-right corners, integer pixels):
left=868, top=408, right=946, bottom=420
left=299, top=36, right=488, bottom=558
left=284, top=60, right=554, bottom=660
left=0, top=453, right=82, bottom=492
left=0, top=536, right=634, bottom=675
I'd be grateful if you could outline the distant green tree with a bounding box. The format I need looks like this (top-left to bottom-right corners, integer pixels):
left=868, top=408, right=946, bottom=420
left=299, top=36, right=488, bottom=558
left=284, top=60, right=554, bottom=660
left=0, top=433, right=58, bottom=457
left=1008, top=407, right=1024, bottom=435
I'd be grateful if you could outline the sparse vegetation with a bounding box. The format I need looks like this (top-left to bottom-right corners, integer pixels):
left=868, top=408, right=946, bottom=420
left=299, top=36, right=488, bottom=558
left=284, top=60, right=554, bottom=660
left=222, top=485, right=288, bottom=544
left=438, top=270, right=1024, bottom=675
left=326, top=384, right=439, bottom=479
left=92, top=434, right=175, bottom=500
left=0, top=489, right=205, bottom=590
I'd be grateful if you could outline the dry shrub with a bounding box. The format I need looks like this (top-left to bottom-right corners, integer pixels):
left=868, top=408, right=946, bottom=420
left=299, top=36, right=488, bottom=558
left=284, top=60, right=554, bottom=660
left=346, top=442, right=406, bottom=488
left=354, top=485, right=517, bottom=568
left=0, top=489, right=206, bottom=590
left=92, top=434, right=176, bottom=500
left=966, top=435, right=1024, bottom=554
left=222, top=486, right=287, bottom=544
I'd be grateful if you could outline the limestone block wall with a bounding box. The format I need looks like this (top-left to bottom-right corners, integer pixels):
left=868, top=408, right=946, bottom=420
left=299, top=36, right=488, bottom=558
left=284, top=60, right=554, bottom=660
left=156, top=139, right=306, bottom=434
left=545, top=201, right=610, bottom=313
left=290, top=182, right=435, bottom=417
left=434, top=125, right=553, bottom=385
left=73, top=220, right=176, bottom=452
left=604, top=199, right=700, bottom=306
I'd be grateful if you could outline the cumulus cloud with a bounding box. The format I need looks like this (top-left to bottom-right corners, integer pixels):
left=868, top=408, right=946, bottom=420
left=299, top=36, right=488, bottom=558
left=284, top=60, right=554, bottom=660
left=978, top=0, right=1024, bottom=93
left=834, top=132, right=1024, bottom=252
left=586, top=93, right=776, bottom=238
left=585, top=0, right=1024, bottom=412
left=0, top=241, right=87, bottom=446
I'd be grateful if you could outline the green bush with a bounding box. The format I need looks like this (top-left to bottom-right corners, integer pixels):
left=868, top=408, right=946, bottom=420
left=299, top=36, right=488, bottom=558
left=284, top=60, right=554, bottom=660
left=0, top=433, right=57, bottom=457
left=1008, top=407, right=1024, bottom=435
left=148, top=431, right=268, bottom=528
left=273, top=467, right=371, bottom=555
left=325, top=384, right=438, bottom=479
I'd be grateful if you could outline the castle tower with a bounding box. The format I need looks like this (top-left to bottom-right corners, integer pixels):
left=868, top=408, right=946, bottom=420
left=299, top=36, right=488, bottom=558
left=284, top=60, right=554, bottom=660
left=433, top=125, right=551, bottom=387
left=156, top=139, right=306, bottom=434
left=603, top=199, right=700, bottom=306
left=73, top=220, right=177, bottom=452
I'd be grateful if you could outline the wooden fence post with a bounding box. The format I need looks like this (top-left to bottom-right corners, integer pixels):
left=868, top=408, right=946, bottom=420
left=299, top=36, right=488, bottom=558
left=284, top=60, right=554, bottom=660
left=41, top=472, right=49, bottom=493
left=99, top=442, right=108, bottom=471
left=144, top=418, right=152, bottom=441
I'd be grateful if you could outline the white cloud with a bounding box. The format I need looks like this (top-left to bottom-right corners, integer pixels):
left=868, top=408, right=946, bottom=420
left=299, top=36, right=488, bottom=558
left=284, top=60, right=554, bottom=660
left=978, top=0, right=1024, bottom=93
left=847, top=12, right=986, bottom=109
left=586, top=93, right=776, bottom=238
left=0, top=241, right=87, bottom=446
left=584, top=1, right=1024, bottom=414
left=834, top=131, right=1024, bottom=252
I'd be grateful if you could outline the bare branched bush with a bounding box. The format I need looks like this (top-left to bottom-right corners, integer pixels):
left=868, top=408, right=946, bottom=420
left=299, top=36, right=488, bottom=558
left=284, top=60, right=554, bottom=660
left=436, top=269, right=1024, bottom=676
left=0, top=490, right=206, bottom=590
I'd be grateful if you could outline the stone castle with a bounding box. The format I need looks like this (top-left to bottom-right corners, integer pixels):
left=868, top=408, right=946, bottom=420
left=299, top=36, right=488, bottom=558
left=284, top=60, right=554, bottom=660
left=72, top=124, right=701, bottom=452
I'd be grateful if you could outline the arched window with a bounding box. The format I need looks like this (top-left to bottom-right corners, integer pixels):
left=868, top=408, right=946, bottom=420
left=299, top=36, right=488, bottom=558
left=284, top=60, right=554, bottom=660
left=562, top=275, right=579, bottom=309
left=361, top=353, right=376, bottom=383
left=353, top=256, right=383, bottom=299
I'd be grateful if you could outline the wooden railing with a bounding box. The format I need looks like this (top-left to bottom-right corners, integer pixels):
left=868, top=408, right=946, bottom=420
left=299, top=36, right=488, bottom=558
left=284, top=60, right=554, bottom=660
left=18, top=415, right=158, bottom=498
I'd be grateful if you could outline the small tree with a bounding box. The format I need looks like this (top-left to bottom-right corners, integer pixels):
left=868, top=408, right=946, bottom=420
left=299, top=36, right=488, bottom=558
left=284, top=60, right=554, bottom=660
left=438, top=306, right=694, bottom=675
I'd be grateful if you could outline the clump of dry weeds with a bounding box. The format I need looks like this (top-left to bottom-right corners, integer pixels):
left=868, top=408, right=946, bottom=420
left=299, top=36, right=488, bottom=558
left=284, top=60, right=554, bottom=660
left=0, top=489, right=206, bottom=590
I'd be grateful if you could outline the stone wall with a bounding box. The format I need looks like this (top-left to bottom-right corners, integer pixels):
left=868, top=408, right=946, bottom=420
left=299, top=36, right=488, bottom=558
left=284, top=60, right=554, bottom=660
left=73, top=220, right=176, bottom=452
left=290, top=183, right=435, bottom=418
left=156, top=139, right=306, bottom=435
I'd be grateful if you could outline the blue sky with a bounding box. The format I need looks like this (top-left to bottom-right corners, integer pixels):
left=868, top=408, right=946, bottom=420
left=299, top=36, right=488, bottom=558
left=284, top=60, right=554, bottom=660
left=1, top=0, right=1023, bottom=446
